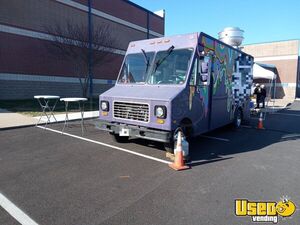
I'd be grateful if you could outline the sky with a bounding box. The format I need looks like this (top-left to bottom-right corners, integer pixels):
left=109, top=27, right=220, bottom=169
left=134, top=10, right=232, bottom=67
left=130, top=0, right=300, bottom=45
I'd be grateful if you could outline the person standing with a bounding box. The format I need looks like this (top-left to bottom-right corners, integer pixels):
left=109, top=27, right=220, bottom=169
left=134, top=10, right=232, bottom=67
left=253, top=83, right=261, bottom=108
left=260, top=84, right=267, bottom=108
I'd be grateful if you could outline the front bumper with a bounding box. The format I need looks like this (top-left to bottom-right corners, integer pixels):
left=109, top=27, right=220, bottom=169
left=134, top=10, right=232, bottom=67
left=98, top=120, right=172, bottom=143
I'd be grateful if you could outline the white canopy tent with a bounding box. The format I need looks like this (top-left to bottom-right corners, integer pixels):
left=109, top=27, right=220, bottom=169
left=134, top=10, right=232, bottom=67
left=253, top=63, right=277, bottom=80
left=252, top=63, right=277, bottom=110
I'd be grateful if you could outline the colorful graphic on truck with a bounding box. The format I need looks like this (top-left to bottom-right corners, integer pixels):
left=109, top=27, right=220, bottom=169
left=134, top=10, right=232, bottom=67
left=201, top=35, right=253, bottom=117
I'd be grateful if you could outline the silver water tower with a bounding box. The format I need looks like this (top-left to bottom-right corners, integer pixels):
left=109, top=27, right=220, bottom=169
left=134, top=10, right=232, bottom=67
left=218, top=27, right=244, bottom=47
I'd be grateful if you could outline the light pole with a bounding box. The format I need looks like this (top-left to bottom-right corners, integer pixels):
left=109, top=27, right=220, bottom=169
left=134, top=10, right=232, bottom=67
left=88, top=0, right=93, bottom=99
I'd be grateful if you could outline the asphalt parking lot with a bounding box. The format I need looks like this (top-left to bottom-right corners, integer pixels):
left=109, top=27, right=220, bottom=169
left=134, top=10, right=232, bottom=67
left=1, top=102, right=300, bottom=225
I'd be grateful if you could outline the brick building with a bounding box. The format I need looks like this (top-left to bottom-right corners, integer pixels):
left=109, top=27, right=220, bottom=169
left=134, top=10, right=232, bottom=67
left=0, top=0, right=165, bottom=99
left=242, top=40, right=300, bottom=100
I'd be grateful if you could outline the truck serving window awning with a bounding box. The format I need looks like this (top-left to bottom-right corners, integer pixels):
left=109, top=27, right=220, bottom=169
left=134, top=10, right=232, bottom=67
left=253, top=63, right=277, bottom=80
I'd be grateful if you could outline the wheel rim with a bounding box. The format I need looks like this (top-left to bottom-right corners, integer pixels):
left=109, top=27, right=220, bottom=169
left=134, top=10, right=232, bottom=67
left=236, top=111, right=242, bottom=127
left=237, top=117, right=241, bottom=127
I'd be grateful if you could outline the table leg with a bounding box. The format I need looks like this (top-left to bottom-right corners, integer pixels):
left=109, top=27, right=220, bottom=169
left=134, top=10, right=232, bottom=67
left=35, top=97, right=59, bottom=127
left=44, top=99, right=51, bottom=126
left=36, top=99, right=44, bottom=126
left=79, top=101, right=86, bottom=135
left=36, top=98, right=50, bottom=126
left=62, top=101, right=69, bottom=133
left=49, top=99, right=58, bottom=123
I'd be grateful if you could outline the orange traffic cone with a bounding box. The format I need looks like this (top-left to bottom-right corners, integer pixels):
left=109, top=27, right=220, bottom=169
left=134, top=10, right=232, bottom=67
left=169, top=131, right=190, bottom=171
left=257, top=112, right=265, bottom=129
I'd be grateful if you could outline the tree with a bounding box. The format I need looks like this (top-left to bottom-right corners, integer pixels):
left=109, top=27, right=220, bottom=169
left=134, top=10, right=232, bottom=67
left=44, top=21, right=118, bottom=97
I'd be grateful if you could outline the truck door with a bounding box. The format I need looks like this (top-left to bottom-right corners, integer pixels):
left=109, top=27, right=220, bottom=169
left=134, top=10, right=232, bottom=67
left=189, top=54, right=212, bottom=134
left=209, top=53, right=232, bottom=130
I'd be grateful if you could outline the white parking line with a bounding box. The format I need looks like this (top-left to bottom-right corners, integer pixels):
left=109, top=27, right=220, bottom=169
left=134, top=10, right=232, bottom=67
left=200, top=135, right=230, bottom=142
left=0, top=192, right=39, bottom=225
left=281, top=133, right=300, bottom=139
left=37, top=126, right=171, bottom=164
left=241, top=125, right=252, bottom=128
left=272, top=112, right=300, bottom=117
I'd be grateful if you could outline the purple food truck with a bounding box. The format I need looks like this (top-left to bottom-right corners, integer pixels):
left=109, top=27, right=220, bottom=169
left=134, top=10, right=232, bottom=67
left=98, top=32, right=253, bottom=154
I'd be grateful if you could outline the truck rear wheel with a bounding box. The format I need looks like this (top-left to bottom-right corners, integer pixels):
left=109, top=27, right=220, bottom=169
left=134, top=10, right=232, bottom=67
left=233, top=108, right=243, bottom=128
left=110, top=133, right=129, bottom=143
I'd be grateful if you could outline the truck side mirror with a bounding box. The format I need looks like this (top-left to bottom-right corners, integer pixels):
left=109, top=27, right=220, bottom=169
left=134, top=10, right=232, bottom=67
left=200, top=74, right=208, bottom=82
left=197, top=56, right=210, bottom=85
left=200, top=61, right=209, bottom=73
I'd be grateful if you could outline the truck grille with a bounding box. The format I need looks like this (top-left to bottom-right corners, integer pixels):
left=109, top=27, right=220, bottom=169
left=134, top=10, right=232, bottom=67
left=113, top=102, right=149, bottom=122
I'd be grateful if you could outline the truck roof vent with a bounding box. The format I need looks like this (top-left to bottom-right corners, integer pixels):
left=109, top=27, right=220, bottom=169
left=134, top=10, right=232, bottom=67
left=218, top=27, right=244, bottom=47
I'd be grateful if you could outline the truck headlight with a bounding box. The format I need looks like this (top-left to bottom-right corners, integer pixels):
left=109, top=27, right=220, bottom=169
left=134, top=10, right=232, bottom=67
left=101, top=101, right=109, bottom=111
left=155, top=106, right=167, bottom=119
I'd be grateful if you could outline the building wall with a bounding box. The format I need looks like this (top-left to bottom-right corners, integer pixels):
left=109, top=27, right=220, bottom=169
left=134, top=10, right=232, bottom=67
left=242, top=40, right=299, bottom=100
left=297, top=58, right=300, bottom=98
left=0, top=0, right=164, bottom=100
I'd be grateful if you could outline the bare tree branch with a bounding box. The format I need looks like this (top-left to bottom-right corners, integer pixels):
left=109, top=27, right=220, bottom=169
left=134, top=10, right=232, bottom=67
left=44, top=20, right=118, bottom=97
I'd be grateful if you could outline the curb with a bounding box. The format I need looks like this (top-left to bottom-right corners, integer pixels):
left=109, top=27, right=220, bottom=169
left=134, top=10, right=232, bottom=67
left=0, top=123, right=36, bottom=131
left=0, top=116, right=99, bottom=131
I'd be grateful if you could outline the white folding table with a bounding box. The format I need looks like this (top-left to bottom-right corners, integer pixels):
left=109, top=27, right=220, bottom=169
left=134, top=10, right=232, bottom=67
left=34, top=95, right=60, bottom=126
left=60, top=97, right=88, bottom=134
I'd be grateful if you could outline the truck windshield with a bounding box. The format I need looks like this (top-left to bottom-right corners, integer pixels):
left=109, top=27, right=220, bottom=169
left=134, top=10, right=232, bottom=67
left=118, top=52, right=154, bottom=84
left=147, top=48, right=193, bottom=85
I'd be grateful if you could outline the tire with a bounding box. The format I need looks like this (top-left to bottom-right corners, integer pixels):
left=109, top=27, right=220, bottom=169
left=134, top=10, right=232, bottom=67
left=233, top=108, right=243, bottom=128
left=180, top=120, right=193, bottom=139
left=164, top=132, right=191, bottom=162
left=164, top=140, right=175, bottom=153
left=110, top=132, right=129, bottom=143
left=164, top=124, right=190, bottom=154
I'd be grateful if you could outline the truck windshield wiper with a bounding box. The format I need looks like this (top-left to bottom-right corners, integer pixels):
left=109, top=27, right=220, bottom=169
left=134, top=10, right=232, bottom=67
left=154, top=45, right=175, bottom=72
left=141, top=49, right=150, bottom=73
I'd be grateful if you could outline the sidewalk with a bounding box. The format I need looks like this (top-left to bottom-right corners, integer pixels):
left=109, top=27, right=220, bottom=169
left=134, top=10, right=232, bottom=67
left=0, top=108, right=38, bottom=129
left=33, top=111, right=99, bottom=123
left=0, top=98, right=294, bottom=130
left=250, top=98, right=293, bottom=114
left=262, top=98, right=292, bottom=112
left=0, top=108, right=99, bottom=130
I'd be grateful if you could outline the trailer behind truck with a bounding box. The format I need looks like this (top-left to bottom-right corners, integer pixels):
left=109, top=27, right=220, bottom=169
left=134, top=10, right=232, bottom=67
left=98, top=32, right=253, bottom=153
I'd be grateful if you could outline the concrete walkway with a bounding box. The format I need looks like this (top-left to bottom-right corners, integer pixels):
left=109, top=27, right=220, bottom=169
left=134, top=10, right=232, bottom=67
left=0, top=108, right=38, bottom=129
left=0, top=98, right=294, bottom=130
left=33, top=111, right=99, bottom=123
left=0, top=108, right=99, bottom=129
left=251, top=98, right=292, bottom=113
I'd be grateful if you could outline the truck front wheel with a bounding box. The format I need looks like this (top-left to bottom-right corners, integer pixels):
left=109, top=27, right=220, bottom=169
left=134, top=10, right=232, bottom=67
left=164, top=129, right=190, bottom=162
left=164, top=124, right=190, bottom=154
left=164, top=141, right=175, bottom=154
